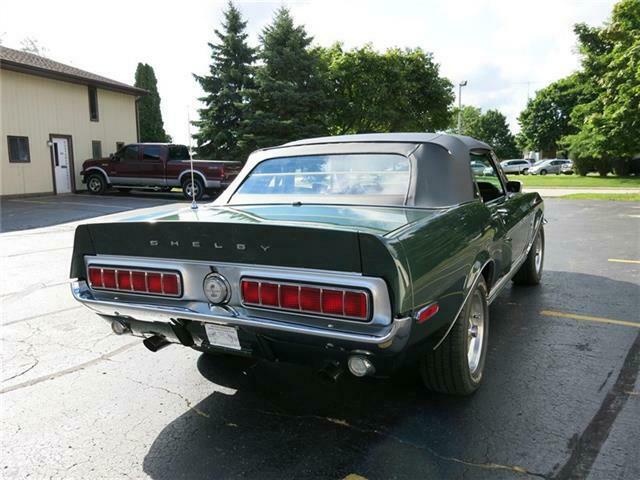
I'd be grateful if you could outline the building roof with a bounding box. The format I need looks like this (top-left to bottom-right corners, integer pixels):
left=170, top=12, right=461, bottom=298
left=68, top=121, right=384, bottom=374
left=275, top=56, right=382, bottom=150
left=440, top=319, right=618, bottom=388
left=284, top=132, right=492, bottom=152
left=0, top=46, right=146, bottom=96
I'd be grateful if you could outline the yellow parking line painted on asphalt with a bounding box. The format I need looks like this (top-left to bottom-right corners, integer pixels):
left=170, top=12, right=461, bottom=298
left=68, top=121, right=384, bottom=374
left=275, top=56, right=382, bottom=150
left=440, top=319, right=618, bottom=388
left=540, top=310, right=639, bottom=329
left=608, top=258, right=640, bottom=265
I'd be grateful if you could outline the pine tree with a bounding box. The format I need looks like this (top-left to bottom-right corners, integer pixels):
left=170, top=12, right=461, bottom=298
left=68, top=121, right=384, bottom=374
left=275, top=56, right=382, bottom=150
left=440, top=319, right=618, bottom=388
left=238, top=8, right=329, bottom=153
left=193, top=1, right=255, bottom=161
left=134, top=63, right=170, bottom=142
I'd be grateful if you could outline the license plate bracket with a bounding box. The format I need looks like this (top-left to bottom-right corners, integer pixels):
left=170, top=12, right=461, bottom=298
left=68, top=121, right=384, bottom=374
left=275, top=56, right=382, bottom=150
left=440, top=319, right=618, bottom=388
left=204, top=323, right=241, bottom=350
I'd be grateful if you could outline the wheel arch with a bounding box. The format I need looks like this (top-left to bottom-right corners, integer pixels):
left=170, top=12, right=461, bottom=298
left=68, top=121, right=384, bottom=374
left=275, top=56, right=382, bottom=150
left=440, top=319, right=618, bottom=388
left=432, top=253, right=493, bottom=350
left=178, top=170, right=207, bottom=186
left=84, top=167, right=110, bottom=184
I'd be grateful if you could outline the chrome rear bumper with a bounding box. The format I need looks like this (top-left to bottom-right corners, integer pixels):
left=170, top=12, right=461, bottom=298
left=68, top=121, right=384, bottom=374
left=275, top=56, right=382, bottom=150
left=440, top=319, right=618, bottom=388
left=71, top=281, right=412, bottom=351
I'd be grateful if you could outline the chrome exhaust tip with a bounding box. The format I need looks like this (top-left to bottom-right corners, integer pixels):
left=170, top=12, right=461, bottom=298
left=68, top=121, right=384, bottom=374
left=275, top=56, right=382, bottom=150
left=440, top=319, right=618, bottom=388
left=111, top=319, right=129, bottom=335
left=347, top=355, right=376, bottom=377
left=143, top=335, right=171, bottom=352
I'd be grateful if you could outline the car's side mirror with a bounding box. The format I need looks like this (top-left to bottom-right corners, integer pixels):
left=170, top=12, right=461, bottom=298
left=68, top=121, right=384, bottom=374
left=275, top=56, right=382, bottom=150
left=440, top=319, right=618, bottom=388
left=506, top=180, right=522, bottom=194
left=110, top=153, right=119, bottom=162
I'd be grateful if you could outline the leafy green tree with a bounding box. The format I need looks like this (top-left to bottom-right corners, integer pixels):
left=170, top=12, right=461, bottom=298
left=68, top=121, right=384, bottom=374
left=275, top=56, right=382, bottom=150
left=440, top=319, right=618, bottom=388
left=134, top=63, right=170, bottom=142
left=562, top=0, right=640, bottom=171
left=238, top=8, right=329, bottom=152
left=517, top=74, right=590, bottom=158
left=448, top=105, right=482, bottom=138
left=321, top=44, right=454, bottom=133
left=449, top=107, right=519, bottom=158
left=193, top=1, right=255, bottom=161
left=478, top=110, right=520, bottom=159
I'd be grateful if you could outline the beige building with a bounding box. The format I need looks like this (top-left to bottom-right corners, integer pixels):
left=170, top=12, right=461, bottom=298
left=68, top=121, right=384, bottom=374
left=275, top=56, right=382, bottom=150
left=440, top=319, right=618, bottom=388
left=0, top=46, right=145, bottom=196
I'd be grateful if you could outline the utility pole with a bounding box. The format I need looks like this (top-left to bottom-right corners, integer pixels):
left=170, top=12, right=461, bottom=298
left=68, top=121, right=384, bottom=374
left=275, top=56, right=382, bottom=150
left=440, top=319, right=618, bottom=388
left=457, top=80, right=468, bottom=134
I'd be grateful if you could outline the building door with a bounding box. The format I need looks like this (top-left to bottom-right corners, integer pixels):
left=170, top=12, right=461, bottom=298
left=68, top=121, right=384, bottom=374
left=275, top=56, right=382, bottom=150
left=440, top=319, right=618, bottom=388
left=52, top=137, right=72, bottom=193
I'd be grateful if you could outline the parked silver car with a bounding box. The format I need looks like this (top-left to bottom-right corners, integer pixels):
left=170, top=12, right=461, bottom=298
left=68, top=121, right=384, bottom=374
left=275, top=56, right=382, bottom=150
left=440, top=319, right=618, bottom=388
left=500, top=159, right=532, bottom=175
left=529, top=159, right=573, bottom=175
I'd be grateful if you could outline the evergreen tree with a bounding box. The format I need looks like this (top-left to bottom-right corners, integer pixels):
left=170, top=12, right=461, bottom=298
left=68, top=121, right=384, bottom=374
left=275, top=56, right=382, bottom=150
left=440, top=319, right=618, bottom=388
left=238, top=8, right=329, bottom=153
left=134, top=63, right=170, bottom=142
left=193, top=1, right=255, bottom=161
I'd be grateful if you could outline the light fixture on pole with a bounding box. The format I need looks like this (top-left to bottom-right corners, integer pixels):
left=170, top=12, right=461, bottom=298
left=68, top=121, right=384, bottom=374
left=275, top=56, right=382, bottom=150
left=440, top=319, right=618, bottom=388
left=457, top=80, right=468, bottom=134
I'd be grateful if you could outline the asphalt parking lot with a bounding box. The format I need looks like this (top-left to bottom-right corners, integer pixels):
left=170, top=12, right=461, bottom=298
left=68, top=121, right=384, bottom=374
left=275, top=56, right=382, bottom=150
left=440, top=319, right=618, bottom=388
left=1, top=194, right=638, bottom=480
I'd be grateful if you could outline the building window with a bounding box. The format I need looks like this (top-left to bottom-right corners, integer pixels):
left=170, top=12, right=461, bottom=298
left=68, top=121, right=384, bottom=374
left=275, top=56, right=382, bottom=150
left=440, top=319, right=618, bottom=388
left=92, top=140, right=102, bottom=159
left=116, top=142, right=124, bottom=152
left=7, top=136, right=30, bottom=163
left=88, top=86, right=99, bottom=121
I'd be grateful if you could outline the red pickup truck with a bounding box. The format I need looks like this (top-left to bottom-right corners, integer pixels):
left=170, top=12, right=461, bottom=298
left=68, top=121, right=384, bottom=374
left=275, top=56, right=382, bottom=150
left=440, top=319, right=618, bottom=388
left=80, top=143, right=241, bottom=200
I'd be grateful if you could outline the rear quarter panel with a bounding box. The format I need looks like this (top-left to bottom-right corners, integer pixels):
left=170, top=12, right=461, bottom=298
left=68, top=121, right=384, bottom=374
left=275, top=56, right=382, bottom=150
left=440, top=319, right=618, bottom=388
left=389, top=202, right=494, bottom=346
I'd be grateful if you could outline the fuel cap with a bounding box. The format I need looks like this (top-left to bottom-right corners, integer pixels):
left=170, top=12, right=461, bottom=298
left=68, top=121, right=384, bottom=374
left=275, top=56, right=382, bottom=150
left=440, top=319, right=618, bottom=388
left=203, top=273, right=231, bottom=304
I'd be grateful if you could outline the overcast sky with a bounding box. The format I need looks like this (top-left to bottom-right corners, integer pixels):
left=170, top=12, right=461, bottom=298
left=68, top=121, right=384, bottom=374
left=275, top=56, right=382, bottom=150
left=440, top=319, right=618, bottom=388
left=1, top=0, right=616, bottom=145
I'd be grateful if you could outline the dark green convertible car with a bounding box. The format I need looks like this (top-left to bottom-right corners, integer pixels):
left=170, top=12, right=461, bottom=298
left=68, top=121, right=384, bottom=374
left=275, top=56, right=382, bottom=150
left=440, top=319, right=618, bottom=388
left=71, top=133, right=544, bottom=395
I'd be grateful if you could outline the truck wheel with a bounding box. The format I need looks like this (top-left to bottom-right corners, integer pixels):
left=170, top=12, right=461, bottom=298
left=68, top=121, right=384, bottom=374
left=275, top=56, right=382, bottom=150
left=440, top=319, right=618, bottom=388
left=87, top=174, right=107, bottom=195
left=512, top=226, right=544, bottom=285
left=420, top=276, right=489, bottom=396
left=182, top=177, right=204, bottom=201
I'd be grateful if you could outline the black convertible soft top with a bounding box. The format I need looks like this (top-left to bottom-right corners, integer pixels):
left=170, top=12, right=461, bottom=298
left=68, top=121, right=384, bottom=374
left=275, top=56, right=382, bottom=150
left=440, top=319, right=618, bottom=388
left=216, top=133, right=495, bottom=208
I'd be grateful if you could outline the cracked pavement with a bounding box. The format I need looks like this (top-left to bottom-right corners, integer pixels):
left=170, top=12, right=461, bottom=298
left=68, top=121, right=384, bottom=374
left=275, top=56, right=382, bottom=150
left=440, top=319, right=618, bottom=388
left=1, top=194, right=639, bottom=479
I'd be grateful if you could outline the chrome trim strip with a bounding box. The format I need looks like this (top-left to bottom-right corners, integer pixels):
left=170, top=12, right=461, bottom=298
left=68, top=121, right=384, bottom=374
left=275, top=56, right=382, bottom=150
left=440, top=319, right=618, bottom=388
left=71, top=280, right=410, bottom=348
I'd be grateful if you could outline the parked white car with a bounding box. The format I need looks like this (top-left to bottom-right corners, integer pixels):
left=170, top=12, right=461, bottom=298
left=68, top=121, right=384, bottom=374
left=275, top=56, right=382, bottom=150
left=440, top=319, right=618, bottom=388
left=529, top=159, right=573, bottom=175
left=500, top=159, right=532, bottom=175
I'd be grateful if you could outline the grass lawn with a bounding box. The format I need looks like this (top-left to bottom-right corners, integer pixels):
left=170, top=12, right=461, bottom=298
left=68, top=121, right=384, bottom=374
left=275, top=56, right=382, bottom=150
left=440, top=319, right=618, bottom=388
left=507, top=173, right=640, bottom=188
left=558, top=193, right=640, bottom=201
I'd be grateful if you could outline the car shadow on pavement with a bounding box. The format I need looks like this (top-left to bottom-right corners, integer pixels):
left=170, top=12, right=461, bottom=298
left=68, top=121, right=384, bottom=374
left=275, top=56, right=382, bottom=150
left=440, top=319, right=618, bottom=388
left=142, top=271, right=640, bottom=480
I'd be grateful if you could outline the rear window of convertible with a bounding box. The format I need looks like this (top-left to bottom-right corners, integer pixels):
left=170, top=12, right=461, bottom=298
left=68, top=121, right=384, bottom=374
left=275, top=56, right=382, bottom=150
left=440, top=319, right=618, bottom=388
left=231, top=154, right=411, bottom=205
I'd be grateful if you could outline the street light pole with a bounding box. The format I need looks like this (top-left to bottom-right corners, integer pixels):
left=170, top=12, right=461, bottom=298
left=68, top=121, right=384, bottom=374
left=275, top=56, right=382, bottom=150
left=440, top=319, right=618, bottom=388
left=457, top=80, right=468, bottom=134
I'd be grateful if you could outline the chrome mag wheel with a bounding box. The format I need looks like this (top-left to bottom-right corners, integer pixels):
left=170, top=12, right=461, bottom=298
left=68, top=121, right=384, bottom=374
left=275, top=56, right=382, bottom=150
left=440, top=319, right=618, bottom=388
left=467, top=290, right=485, bottom=378
left=88, top=177, right=102, bottom=192
left=534, top=232, right=543, bottom=275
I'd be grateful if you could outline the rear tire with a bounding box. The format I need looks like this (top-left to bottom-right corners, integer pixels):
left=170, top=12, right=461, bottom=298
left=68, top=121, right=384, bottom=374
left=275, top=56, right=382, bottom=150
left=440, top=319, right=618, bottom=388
left=513, top=226, right=544, bottom=285
left=420, top=277, right=489, bottom=396
left=182, top=177, right=205, bottom=201
left=87, top=174, right=107, bottom=195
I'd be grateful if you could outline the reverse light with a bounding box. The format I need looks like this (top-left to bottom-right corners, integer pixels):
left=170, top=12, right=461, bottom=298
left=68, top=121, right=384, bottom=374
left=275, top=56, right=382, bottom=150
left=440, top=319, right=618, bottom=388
left=241, top=279, right=370, bottom=321
left=87, top=266, right=182, bottom=297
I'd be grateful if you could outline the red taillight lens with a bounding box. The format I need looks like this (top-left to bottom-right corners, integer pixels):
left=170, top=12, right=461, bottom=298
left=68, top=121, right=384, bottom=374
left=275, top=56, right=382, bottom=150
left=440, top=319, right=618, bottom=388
left=117, top=270, right=132, bottom=290
left=88, top=267, right=103, bottom=288
left=102, top=269, right=117, bottom=289
left=280, top=285, right=300, bottom=309
left=240, top=278, right=370, bottom=321
left=147, top=273, right=162, bottom=294
left=132, top=272, right=146, bottom=292
left=88, top=266, right=181, bottom=297
left=260, top=283, right=279, bottom=306
left=300, top=287, right=321, bottom=312
left=242, top=280, right=260, bottom=304
left=162, top=274, right=179, bottom=295
left=344, top=291, right=368, bottom=319
left=322, top=289, right=344, bottom=315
